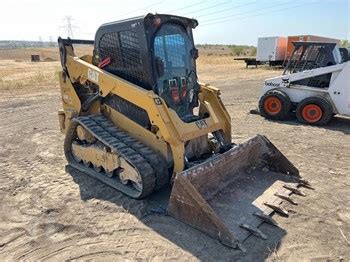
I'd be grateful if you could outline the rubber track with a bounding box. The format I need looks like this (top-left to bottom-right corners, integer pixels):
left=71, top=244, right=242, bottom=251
left=95, top=117, right=169, bottom=190
left=64, top=115, right=168, bottom=199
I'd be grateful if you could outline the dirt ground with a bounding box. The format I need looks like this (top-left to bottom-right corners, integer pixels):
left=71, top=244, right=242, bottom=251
left=0, top=53, right=349, bottom=261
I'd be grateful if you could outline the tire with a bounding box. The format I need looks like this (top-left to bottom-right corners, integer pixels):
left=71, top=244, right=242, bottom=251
left=296, top=96, right=333, bottom=125
left=259, top=90, right=291, bottom=120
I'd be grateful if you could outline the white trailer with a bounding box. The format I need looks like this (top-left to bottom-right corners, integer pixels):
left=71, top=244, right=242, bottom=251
left=256, top=36, right=287, bottom=66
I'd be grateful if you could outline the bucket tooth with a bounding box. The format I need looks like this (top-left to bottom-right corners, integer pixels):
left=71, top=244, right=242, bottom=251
left=274, top=193, right=298, bottom=205
left=253, top=212, right=278, bottom=226
left=283, top=184, right=306, bottom=196
left=240, top=224, right=267, bottom=240
left=299, top=183, right=314, bottom=190
left=296, top=178, right=314, bottom=190
left=264, top=202, right=289, bottom=217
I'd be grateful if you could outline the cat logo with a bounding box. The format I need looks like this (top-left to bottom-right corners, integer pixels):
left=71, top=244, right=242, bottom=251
left=87, top=68, right=99, bottom=83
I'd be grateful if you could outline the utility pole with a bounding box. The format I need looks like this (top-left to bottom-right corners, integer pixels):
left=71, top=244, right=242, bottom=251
left=60, top=15, right=79, bottom=38
left=49, top=35, right=54, bottom=47
left=39, top=36, right=43, bottom=47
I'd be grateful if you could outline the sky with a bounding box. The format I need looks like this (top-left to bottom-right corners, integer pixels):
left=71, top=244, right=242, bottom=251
left=0, top=0, right=349, bottom=45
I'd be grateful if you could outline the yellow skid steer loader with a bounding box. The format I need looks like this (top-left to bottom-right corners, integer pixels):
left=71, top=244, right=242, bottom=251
left=57, top=13, right=311, bottom=250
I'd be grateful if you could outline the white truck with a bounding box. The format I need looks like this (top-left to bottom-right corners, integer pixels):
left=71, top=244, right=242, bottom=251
left=258, top=42, right=350, bottom=125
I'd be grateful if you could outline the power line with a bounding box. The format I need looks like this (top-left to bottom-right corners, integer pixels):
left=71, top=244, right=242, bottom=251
left=201, top=1, right=303, bottom=25
left=201, top=1, right=294, bottom=24
left=201, top=1, right=319, bottom=27
left=196, top=1, right=257, bottom=18
left=60, top=16, right=79, bottom=38
left=116, top=0, right=165, bottom=19
left=181, top=1, right=232, bottom=16
left=96, top=1, right=166, bottom=26
left=167, top=1, right=206, bottom=13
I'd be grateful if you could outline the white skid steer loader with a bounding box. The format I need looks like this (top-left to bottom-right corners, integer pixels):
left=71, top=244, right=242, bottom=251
left=259, top=42, right=350, bottom=125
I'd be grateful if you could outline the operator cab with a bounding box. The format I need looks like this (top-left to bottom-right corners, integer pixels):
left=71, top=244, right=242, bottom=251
left=93, top=14, right=200, bottom=122
left=283, top=42, right=342, bottom=75
left=153, top=22, right=199, bottom=121
left=284, top=42, right=343, bottom=89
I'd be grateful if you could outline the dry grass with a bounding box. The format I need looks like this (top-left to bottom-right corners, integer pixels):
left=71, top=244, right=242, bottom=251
left=0, top=46, right=92, bottom=61
left=0, top=46, right=93, bottom=91
left=197, top=55, right=280, bottom=83
left=0, top=60, right=61, bottom=90
left=0, top=48, right=60, bottom=61
left=0, top=46, right=280, bottom=91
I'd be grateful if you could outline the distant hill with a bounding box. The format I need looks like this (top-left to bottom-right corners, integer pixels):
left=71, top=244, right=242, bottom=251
left=0, top=41, right=58, bottom=50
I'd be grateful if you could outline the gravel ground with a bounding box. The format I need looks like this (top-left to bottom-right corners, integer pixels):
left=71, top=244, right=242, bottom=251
left=0, top=58, right=349, bottom=261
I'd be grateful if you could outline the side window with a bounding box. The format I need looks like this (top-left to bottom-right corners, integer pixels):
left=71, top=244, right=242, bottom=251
left=154, top=25, right=188, bottom=69
left=98, top=30, right=143, bottom=83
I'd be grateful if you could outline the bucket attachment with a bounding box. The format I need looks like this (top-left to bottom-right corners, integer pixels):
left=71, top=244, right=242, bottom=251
left=168, top=135, right=309, bottom=250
